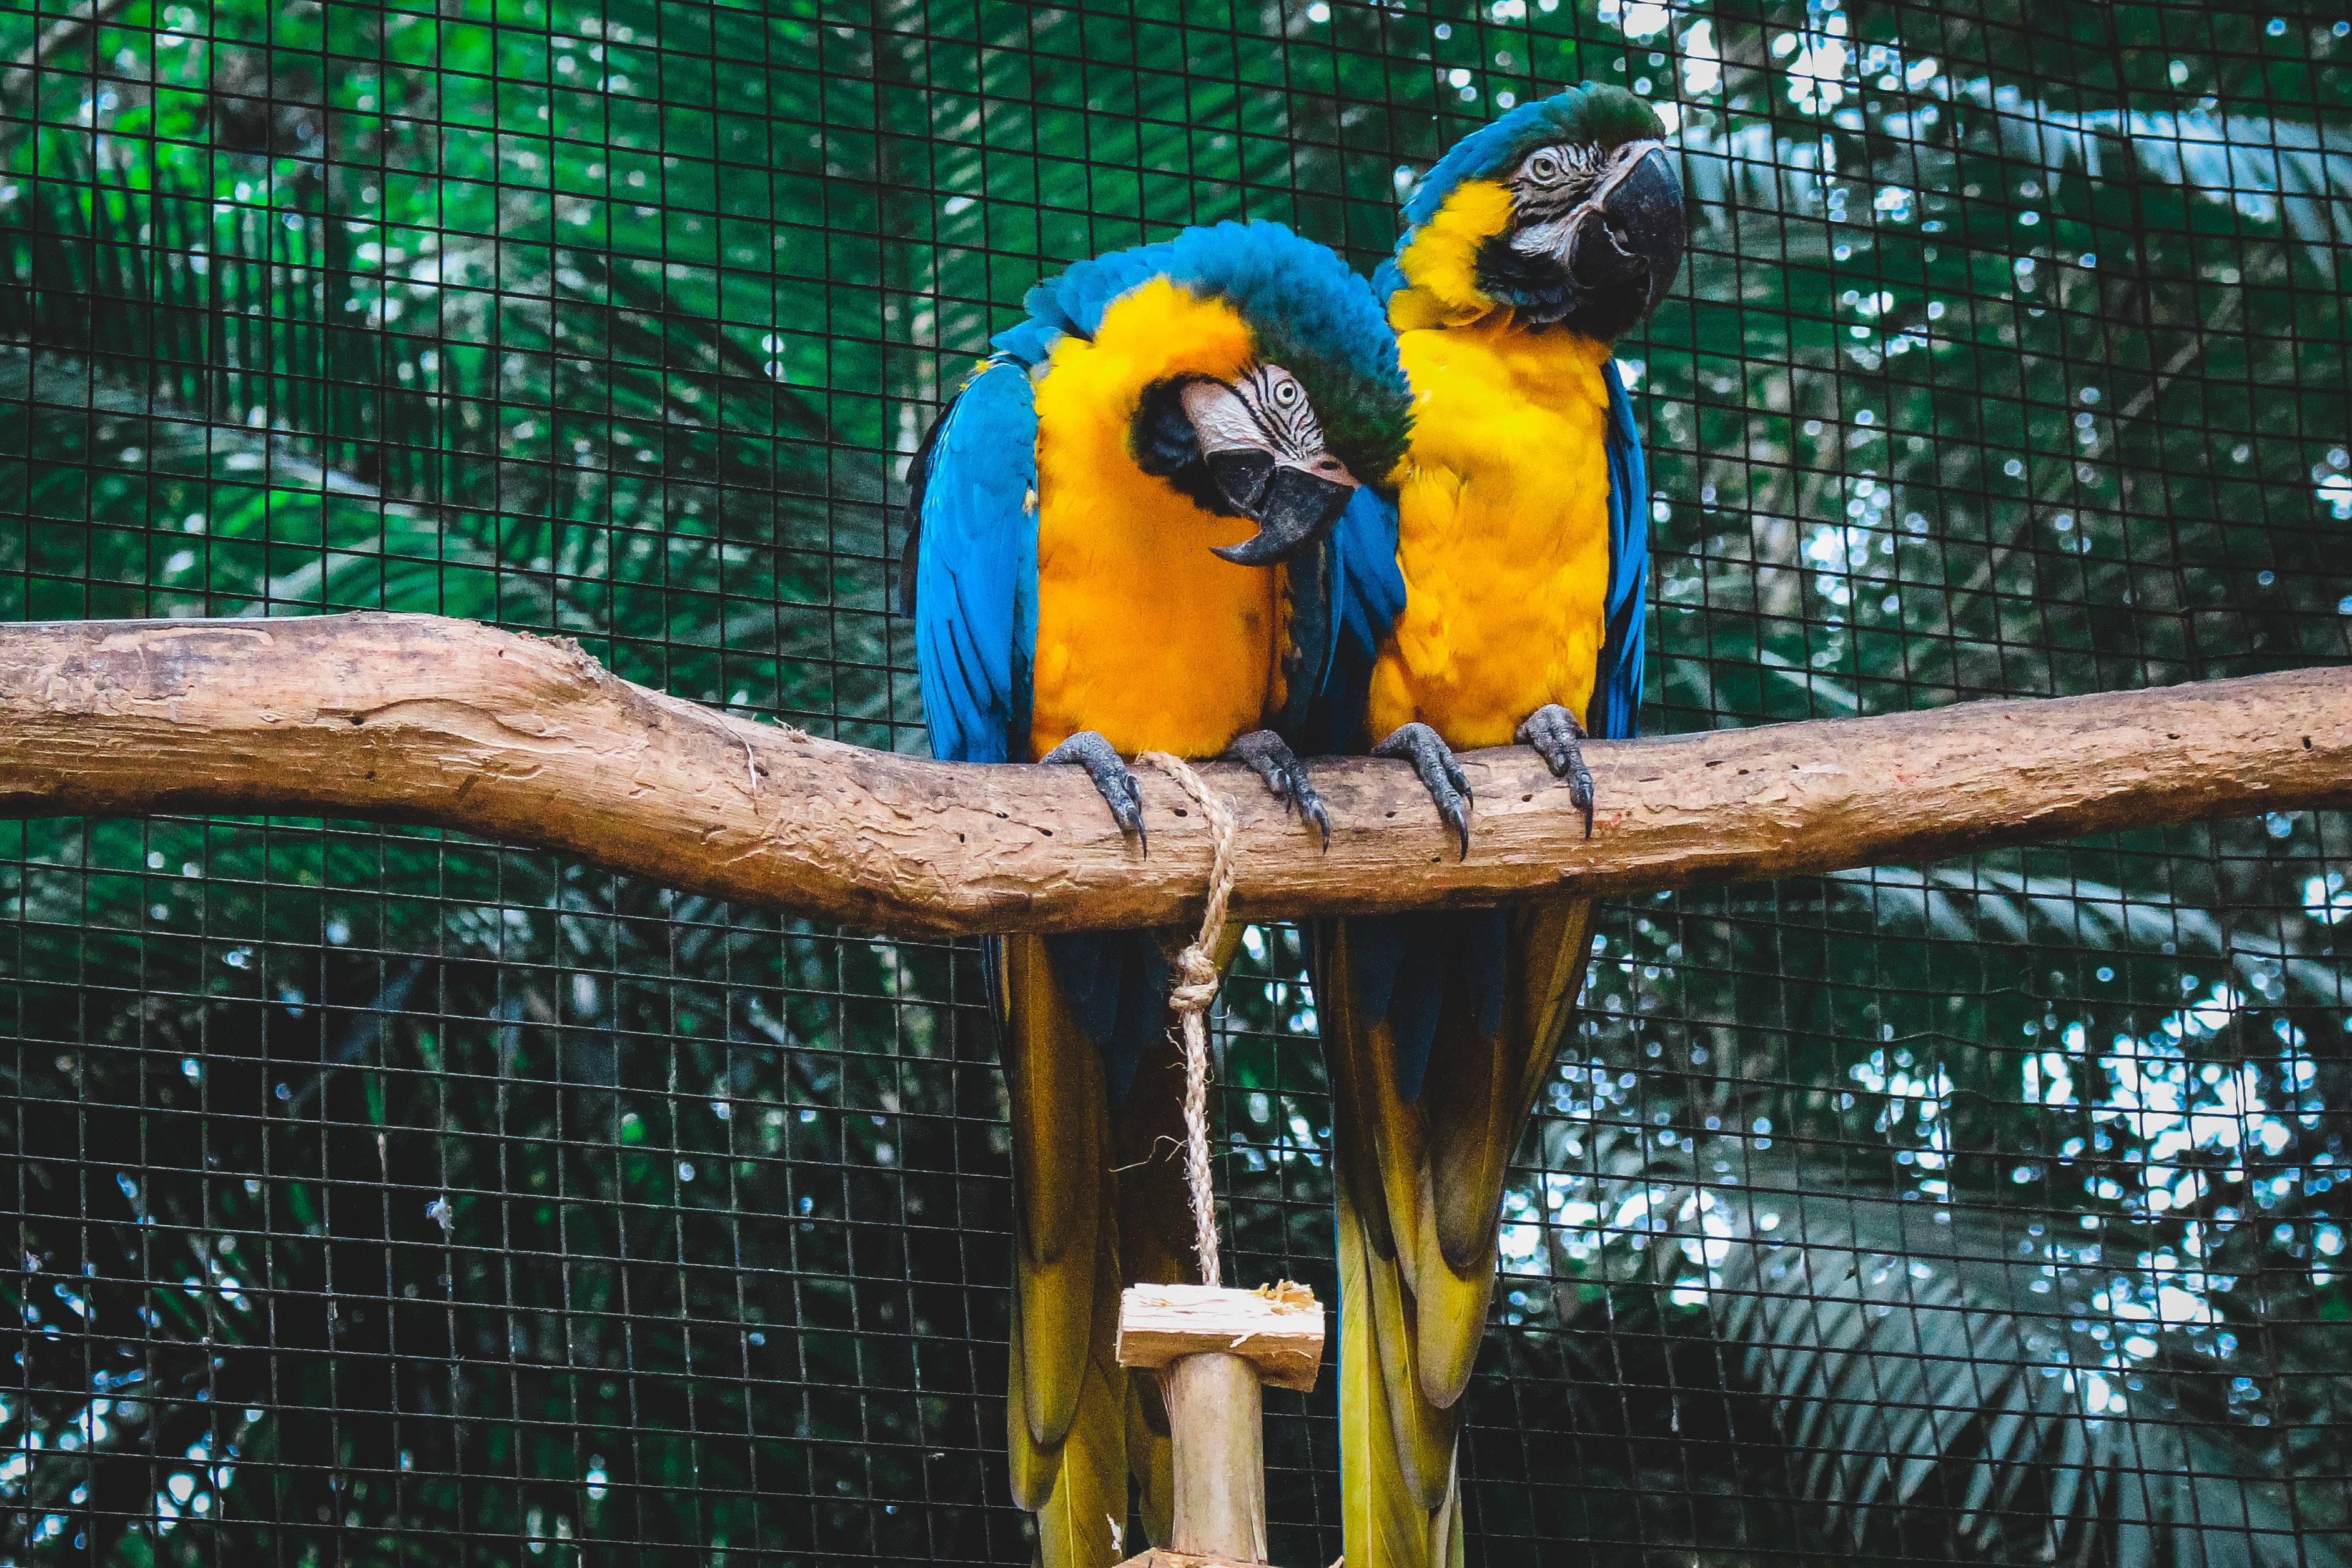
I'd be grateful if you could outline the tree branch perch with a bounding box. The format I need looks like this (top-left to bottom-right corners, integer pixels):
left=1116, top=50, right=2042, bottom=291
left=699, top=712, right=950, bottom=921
left=0, top=613, right=2344, bottom=937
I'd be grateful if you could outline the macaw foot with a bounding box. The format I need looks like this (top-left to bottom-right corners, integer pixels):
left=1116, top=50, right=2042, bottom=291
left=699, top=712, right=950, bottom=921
left=1373, top=721, right=1472, bottom=861
left=1516, top=703, right=1596, bottom=839
left=1225, top=729, right=1331, bottom=849
left=1040, top=730, right=1147, bottom=852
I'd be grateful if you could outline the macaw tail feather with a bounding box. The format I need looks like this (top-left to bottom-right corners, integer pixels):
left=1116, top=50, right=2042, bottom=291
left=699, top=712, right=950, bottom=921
left=1318, top=899, right=1599, bottom=1568
left=1001, top=934, right=1127, bottom=1567
left=998, top=928, right=1242, bottom=1566
left=1012, top=1241, right=1125, bottom=1567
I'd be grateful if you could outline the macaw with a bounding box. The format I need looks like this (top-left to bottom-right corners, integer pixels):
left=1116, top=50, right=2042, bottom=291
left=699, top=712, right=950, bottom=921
left=901, top=220, right=1414, bottom=1568
left=1309, top=86, right=1686, bottom=1568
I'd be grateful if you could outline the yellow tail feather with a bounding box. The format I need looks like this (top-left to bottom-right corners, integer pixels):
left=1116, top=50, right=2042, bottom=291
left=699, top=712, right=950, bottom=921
left=1031, top=1218, right=1128, bottom=1568
left=1319, top=900, right=1599, bottom=1567
left=1000, top=934, right=1125, bottom=1563
left=999, top=928, right=1243, bottom=1564
left=1340, top=1175, right=1456, bottom=1567
left=1401, top=1224, right=1496, bottom=1414
left=1002, top=935, right=1106, bottom=1481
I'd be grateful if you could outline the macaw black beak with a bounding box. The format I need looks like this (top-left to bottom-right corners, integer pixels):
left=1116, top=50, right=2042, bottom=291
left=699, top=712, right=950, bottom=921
left=1207, top=457, right=1358, bottom=566
left=1570, top=145, right=1686, bottom=322
left=1203, top=448, right=1275, bottom=516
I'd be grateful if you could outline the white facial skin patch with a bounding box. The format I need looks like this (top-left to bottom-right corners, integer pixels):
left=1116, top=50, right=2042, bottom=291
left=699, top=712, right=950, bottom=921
left=1180, top=377, right=1266, bottom=455
left=1509, top=138, right=1666, bottom=258
left=1180, top=364, right=1356, bottom=484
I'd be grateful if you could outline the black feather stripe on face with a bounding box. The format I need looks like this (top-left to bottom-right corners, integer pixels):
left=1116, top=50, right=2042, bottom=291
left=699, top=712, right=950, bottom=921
left=1475, top=132, right=1683, bottom=336
left=1232, top=364, right=1325, bottom=465
left=1509, top=141, right=1606, bottom=224
left=1380, top=84, right=1678, bottom=340
left=1129, top=361, right=1350, bottom=521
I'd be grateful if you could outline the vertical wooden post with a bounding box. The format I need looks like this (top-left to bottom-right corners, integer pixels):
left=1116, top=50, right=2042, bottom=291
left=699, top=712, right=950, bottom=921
left=1165, top=1351, right=1267, bottom=1561
left=1114, top=1283, right=1324, bottom=1567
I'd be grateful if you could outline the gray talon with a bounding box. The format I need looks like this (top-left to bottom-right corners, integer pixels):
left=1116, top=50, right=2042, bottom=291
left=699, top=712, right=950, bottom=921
left=1227, top=729, right=1331, bottom=850
left=1516, top=703, right=1595, bottom=839
left=1042, top=731, right=1147, bottom=852
left=1373, top=721, right=1472, bottom=860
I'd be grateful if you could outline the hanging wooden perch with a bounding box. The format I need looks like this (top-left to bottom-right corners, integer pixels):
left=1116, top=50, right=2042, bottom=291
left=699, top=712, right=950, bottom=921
left=1114, top=1283, right=1326, bottom=1567
left=0, top=612, right=2346, bottom=936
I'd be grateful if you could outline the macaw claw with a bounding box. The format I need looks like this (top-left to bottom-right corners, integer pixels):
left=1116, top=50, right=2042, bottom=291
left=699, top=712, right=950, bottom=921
left=1225, top=729, right=1331, bottom=850
left=1373, top=721, right=1473, bottom=860
left=1040, top=730, right=1147, bottom=853
left=1516, top=703, right=1596, bottom=839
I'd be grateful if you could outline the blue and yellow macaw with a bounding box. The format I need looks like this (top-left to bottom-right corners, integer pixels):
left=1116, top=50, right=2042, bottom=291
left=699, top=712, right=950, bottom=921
left=901, top=220, right=1413, bottom=1568
left=1310, top=86, right=1684, bottom=1568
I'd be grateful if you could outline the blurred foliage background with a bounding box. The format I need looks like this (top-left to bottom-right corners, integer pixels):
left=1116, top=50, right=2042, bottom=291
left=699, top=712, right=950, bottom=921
left=1, top=0, right=2350, bottom=1562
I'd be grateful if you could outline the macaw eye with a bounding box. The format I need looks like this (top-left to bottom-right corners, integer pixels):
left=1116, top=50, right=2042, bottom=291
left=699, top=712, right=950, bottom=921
left=1272, top=378, right=1301, bottom=406
left=1527, top=152, right=1561, bottom=183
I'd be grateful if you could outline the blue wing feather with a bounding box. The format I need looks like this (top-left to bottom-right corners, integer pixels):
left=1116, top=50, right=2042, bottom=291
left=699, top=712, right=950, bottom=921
left=909, top=357, right=1175, bottom=1100
left=1299, top=484, right=1406, bottom=756
left=1585, top=356, right=1649, bottom=742
left=910, top=360, right=1039, bottom=766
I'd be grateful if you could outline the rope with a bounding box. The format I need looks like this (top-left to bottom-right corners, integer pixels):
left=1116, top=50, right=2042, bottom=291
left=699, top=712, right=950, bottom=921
left=1137, top=750, right=1238, bottom=1291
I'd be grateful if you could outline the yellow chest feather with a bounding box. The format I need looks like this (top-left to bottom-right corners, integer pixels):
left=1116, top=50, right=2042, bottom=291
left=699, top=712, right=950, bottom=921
left=1366, top=320, right=1616, bottom=749
left=1025, top=282, right=1288, bottom=760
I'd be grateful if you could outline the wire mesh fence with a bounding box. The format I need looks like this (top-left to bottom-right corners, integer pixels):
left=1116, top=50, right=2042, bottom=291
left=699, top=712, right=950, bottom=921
left=2, top=0, right=2350, bottom=1563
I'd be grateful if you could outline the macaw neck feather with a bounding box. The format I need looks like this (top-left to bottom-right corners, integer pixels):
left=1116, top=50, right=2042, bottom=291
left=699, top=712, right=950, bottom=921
left=1376, top=82, right=1667, bottom=332
left=1383, top=180, right=1514, bottom=330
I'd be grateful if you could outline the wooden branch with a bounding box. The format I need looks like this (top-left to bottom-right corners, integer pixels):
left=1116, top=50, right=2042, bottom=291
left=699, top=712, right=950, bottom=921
left=0, top=613, right=2346, bottom=937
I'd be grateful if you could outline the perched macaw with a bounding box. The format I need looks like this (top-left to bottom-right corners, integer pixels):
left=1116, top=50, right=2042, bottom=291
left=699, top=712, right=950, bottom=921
left=1309, top=86, right=1685, bottom=1568
left=901, top=220, right=1413, bottom=1568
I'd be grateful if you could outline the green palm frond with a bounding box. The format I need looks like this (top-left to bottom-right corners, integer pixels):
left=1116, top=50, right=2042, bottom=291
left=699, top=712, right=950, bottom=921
left=1716, top=1188, right=2347, bottom=1566
left=1, top=129, right=833, bottom=490
left=1830, top=863, right=2229, bottom=954
left=1825, top=861, right=2345, bottom=1022
left=1523, top=1109, right=2347, bottom=1568
left=1678, top=102, right=2352, bottom=277
left=1715, top=1193, right=2093, bottom=1557
left=0, top=129, right=886, bottom=719
left=1729, top=1197, right=2345, bottom=1566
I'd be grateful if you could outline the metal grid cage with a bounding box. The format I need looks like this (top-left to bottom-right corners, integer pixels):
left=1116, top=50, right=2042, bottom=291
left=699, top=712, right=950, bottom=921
left=3, top=0, right=2350, bottom=1562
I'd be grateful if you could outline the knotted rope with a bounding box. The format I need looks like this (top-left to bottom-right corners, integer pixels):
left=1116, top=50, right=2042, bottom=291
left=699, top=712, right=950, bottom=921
left=1137, top=750, right=1239, bottom=1290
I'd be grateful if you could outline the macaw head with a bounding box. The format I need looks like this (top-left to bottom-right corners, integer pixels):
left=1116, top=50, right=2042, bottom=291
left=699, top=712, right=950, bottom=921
left=1002, top=221, right=1414, bottom=566
left=1130, top=360, right=1365, bottom=566
left=1383, top=84, right=1685, bottom=339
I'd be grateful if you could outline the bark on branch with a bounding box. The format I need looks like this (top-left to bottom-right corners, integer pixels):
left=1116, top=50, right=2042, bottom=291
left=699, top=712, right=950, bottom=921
left=0, top=613, right=2344, bottom=938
